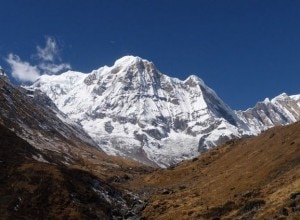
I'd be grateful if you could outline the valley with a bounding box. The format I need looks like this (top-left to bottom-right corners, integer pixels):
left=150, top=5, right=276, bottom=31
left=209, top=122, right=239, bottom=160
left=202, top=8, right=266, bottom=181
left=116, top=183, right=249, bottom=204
left=0, top=57, right=299, bottom=219
left=1, top=121, right=299, bottom=219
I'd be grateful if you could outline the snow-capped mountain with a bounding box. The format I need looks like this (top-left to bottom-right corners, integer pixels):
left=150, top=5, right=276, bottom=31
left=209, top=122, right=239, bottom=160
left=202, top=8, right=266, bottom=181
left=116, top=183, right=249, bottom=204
left=236, top=93, right=300, bottom=134
left=29, top=56, right=300, bottom=167
left=29, top=56, right=245, bottom=166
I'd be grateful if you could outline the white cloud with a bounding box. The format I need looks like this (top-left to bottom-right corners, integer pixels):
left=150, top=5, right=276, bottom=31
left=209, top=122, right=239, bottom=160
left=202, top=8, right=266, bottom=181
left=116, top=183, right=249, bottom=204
left=5, top=36, right=71, bottom=82
left=36, top=37, right=59, bottom=62
left=6, top=53, right=40, bottom=82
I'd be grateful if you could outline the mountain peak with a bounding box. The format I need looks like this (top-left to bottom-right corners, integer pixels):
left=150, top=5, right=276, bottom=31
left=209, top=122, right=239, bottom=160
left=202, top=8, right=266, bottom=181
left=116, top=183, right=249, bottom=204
left=271, top=92, right=289, bottom=102
left=184, top=75, right=205, bottom=87
left=114, top=55, right=146, bottom=67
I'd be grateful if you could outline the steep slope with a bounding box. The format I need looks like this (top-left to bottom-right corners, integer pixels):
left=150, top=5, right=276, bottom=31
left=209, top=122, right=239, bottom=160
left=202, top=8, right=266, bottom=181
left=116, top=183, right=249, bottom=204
left=0, top=123, right=150, bottom=219
left=0, top=73, right=102, bottom=164
left=30, top=56, right=245, bottom=167
left=126, top=121, right=300, bottom=219
left=237, top=93, right=300, bottom=134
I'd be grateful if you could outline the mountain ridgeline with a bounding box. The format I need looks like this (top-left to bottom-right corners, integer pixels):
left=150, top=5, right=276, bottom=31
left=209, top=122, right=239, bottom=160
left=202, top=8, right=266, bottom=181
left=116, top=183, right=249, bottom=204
left=29, top=56, right=300, bottom=167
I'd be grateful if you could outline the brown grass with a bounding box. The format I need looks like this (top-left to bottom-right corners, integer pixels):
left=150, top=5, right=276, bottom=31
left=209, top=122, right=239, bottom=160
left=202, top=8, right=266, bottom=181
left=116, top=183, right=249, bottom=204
left=0, top=123, right=150, bottom=219
left=125, top=122, right=300, bottom=219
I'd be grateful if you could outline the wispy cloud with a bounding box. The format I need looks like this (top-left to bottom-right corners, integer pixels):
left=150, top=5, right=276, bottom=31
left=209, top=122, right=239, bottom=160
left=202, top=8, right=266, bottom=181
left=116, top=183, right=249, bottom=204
left=36, top=37, right=60, bottom=62
left=5, top=36, right=71, bottom=83
left=6, top=54, right=40, bottom=82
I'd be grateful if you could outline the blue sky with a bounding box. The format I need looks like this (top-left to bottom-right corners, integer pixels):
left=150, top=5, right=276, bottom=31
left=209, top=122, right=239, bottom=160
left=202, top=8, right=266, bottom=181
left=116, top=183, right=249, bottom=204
left=0, top=0, right=299, bottom=110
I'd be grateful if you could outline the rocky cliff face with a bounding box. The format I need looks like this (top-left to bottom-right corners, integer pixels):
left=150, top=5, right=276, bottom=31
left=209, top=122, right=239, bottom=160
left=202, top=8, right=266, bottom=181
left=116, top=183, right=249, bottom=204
left=29, top=56, right=300, bottom=167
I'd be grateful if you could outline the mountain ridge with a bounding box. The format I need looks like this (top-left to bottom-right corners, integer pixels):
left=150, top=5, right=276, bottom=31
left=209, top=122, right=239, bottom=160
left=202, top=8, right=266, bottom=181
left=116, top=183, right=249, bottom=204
left=29, top=55, right=300, bottom=167
left=236, top=92, right=300, bottom=135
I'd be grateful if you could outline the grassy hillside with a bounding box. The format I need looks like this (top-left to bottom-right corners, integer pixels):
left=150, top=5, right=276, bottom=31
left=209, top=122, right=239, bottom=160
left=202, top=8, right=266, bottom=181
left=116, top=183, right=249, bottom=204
left=126, top=122, right=300, bottom=219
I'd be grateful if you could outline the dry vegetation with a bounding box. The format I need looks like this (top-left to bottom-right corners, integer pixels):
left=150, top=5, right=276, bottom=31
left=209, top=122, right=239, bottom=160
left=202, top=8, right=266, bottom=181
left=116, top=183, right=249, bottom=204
left=0, top=124, right=151, bottom=219
left=124, top=121, right=300, bottom=219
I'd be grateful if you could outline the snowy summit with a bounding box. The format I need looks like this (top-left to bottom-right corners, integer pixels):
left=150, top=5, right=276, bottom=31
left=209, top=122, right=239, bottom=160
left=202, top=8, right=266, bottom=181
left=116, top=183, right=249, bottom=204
left=29, top=56, right=300, bottom=167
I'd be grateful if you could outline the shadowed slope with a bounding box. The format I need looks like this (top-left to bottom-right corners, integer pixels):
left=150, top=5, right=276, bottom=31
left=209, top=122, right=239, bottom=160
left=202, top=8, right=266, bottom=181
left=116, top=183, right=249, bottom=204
left=0, top=124, right=151, bottom=219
